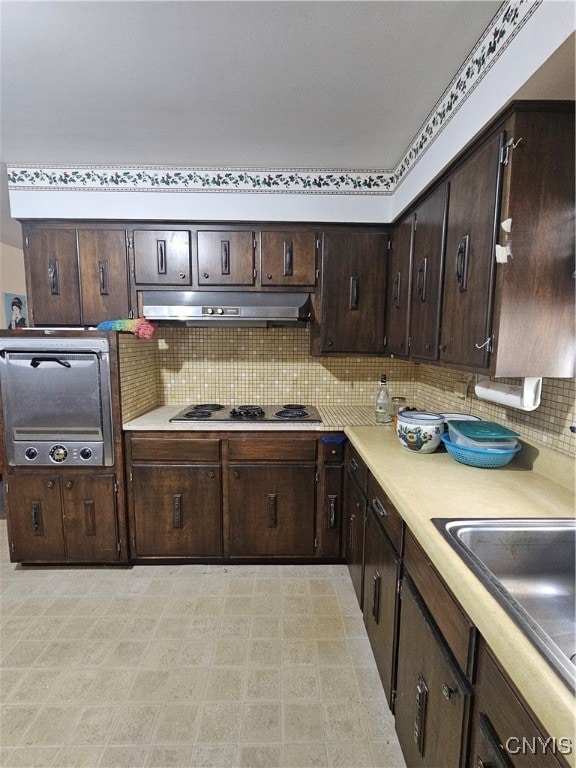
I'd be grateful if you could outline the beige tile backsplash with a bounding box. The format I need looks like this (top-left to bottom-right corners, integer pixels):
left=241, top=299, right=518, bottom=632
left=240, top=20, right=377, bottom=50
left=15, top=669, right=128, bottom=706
left=119, top=327, right=575, bottom=457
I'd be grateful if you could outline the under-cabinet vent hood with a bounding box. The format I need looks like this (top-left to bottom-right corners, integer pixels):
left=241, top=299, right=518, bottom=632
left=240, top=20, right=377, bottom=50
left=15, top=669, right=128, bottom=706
left=141, top=291, right=311, bottom=327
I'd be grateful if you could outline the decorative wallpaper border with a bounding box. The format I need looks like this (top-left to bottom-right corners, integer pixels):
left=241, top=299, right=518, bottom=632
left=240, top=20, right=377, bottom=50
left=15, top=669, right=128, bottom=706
left=7, top=0, right=540, bottom=196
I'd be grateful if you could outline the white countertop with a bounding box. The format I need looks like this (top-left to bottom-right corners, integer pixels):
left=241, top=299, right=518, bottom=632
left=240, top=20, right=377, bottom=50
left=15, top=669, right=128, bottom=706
left=123, top=404, right=378, bottom=431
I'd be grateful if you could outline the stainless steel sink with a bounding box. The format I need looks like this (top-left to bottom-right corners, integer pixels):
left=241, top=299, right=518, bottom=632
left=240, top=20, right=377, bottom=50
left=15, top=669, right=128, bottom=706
left=432, top=518, right=576, bottom=691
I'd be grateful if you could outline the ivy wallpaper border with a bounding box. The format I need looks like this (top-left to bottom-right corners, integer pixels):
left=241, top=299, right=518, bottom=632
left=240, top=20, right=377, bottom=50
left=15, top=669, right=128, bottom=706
left=7, top=0, right=540, bottom=197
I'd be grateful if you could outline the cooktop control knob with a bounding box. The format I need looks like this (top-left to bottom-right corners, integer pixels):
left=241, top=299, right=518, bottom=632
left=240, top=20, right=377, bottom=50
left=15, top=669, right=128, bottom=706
left=25, top=447, right=38, bottom=460
left=79, top=447, right=93, bottom=461
left=49, top=445, right=68, bottom=463
left=206, top=307, right=214, bottom=314
left=216, top=307, right=224, bottom=315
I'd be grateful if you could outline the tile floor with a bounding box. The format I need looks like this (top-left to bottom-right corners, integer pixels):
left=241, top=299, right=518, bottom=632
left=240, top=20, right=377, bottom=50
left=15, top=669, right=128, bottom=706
left=0, top=519, right=406, bottom=768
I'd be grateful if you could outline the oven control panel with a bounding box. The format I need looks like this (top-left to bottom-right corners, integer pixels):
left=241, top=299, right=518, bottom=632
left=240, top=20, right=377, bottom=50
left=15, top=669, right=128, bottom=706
left=14, top=441, right=104, bottom=467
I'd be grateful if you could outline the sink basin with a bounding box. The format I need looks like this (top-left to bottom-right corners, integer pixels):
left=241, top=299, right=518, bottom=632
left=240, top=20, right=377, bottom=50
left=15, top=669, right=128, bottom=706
left=432, top=518, right=576, bottom=690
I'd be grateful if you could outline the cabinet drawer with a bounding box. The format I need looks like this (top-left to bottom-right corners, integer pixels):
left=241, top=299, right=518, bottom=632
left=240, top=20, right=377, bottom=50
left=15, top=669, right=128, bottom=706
left=345, top=443, right=368, bottom=492
left=130, top=438, right=221, bottom=462
left=367, top=474, right=403, bottom=554
left=228, top=438, right=317, bottom=462
left=404, top=529, right=475, bottom=677
left=320, top=435, right=346, bottom=463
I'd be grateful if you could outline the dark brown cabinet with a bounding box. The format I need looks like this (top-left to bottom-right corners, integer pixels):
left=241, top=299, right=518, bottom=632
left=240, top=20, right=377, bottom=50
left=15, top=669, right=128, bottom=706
left=197, top=230, right=256, bottom=286
left=469, top=639, right=569, bottom=768
left=386, top=214, right=412, bottom=357
left=6, top=474, right=121, bottom=563
left=409, top=184, right=448, bottom=361
left=317, top=435, right=346, bottom=559
left=363, top=499, right=402, bottom=710
left=23, top=226, right=131, bottom=326
left=439, top=129, right=503, bottom=370
left=343, top=443, right=369, bottom=608
left=228, top=437, right=316, bottom=558
left=127, top=437, right=222, bottom=559
left=261, top=230, right=318, bottom=287
left=394, top=574, right=472, bottom=768
left=314, top=230, right=388, bottom=354
left=132, top=229, right=191, bottom=285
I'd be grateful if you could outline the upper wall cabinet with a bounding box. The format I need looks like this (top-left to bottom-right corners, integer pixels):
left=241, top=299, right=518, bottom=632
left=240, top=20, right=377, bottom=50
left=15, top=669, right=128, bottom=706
left=313, top=230, right=388, bottom=355
left=132, top=229, right=191, bottom=285
left=23, top=225, right=131, bottom=327
left=438, top=102, right=575, bottom=377
left=385, top=214, right=413, bottom=358
left=260, top=230, right=318, bottom=288
left=197, top=230, right=256, bottom=286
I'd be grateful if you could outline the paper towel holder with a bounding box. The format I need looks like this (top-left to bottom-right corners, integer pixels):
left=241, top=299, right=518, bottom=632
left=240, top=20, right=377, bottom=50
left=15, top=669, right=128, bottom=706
left=474, top=376, right=542, bottom=411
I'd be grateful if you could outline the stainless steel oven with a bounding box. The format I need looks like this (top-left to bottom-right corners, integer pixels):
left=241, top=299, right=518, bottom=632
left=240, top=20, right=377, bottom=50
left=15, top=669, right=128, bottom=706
left=0, top=335, right=114, bottom=467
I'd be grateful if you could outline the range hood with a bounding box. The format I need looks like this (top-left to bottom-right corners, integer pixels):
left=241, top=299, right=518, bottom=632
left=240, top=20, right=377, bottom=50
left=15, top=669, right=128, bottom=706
left=141, top=291, right=311, bottom=327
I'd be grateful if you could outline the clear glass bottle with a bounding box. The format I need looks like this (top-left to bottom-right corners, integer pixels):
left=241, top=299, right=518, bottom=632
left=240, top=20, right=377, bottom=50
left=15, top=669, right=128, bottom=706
left=375, top=374, right=392, bottom=423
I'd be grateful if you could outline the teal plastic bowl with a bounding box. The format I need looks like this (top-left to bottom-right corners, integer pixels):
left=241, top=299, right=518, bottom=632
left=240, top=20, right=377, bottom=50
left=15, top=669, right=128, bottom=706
left=440, top=433, right=521, bottom=468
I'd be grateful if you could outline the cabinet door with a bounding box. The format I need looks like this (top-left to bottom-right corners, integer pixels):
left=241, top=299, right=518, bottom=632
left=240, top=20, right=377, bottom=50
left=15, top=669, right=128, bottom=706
left=23, top=228, right=81, bottom=326
left=261, top=231, right=317, bottom=287
left=344, top=470, right=366, bottom=609
left=5, top=476, right=65, bottom=562
left=133, top=230, right=191, bottom=285
left=410, top=184, right=448, bottom=361
left=131, top=464, right=221, bottom=557
left=197, top=231, right=255, bottom=286
left=395, top=576, right=471, bottom=768
left=470, top=640, right=568, bottom=768
left=229, top=464, right=315, bottom=556
left=363, top=511, right=401, bottom=709
left=318, top=463, right=343, bottom=559
left=440, top=131, right=504, bottom=368
left=386, top=214, right=412, bottom=357
left=61, top=474, right=119, bottom=562
left=78, top=230, right=131, bottom=325
left=319, top=232, right=387, bottom=353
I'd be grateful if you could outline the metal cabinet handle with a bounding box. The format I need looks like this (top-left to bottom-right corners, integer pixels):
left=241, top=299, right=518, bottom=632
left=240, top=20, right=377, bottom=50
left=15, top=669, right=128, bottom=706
left=99, top=260, right=109, bottom=295
left=372, top=569, right=381, bottom=622
left=284, top=240, right=293, bottom=276
left=349, top=276, right=359, bottom=310
left=456, top=235, right=469, bottom=292
left=414, top=673, right=428, bottom=756
left=372, top=497, right=388, bottom=518
left=476, top=713, right=513, bottom=768
left=31, top=501, right=43, bottom=535
left=328, top=495, right=338, bottom=528
left=48, top=257, right=60, bottom=295
left=66, top=481, right=73, bottom=489
left=84, top=500, right=96, bottom=536
left=417, top=258, right=427, bottom=302
left=157, top=240, right=167, bottom=274
left=267, top=494, right=278, bottom=528
left=221, top=241, right=230, bottom=275
left=441, top=683, right=456, bottom=700
left=349, top=458, right=359, bottom=472
left=46, top=481, right=55, bottom=489
left=392, top=271, right=401, bottom=308
left=173, top=493, right=183, bottom=529
left=349, top=513, right=355, bottom=555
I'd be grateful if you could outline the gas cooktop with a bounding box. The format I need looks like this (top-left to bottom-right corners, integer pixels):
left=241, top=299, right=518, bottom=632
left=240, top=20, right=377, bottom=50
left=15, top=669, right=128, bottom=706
left=169, top=403, right=322, bottom=423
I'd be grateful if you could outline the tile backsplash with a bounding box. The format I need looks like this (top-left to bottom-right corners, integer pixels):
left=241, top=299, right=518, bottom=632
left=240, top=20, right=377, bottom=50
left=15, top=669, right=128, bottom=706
left=119, top=327, right=575, bottom=457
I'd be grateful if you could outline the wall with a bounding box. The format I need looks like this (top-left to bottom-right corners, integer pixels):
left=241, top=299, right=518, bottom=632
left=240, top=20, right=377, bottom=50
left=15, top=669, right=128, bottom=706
left=119, top=327, right=575, bottom=458
left=0, top=242, right=27, bottom=328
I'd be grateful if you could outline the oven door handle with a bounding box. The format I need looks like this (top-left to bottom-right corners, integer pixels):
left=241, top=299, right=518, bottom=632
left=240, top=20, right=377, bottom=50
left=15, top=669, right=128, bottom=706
left=30, top=357, right=71, bottom=368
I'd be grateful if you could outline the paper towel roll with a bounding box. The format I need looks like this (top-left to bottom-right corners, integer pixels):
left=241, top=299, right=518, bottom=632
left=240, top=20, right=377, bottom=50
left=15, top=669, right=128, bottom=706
left=474, top=378, right=542, bottom=411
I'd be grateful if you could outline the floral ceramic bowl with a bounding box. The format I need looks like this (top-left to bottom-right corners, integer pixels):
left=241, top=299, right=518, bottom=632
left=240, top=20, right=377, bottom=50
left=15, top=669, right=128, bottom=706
left=396, top=411, right=445, bottom=454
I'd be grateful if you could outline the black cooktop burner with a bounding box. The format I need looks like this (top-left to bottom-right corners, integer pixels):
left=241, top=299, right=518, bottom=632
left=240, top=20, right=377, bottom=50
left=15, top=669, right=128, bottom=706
left=170, top=403, right=321, bottom=423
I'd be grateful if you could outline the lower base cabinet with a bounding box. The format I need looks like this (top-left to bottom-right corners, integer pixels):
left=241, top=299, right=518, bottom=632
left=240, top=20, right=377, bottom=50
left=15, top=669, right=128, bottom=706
left=394, top=574, right=472, bottom=768
left=469, top=638, right=570, bottom=768
left=131, top=464, right=222, bottom=558
left=6, top=474, right=122, bottom=563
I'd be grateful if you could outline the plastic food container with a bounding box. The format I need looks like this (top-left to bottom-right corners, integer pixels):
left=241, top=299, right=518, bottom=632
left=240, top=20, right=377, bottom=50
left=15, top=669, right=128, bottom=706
left=440, top=433, right=521, bottom=468
left=448, top=420, right=519, bottom=450
left=396, top=411, right=445, bottom=454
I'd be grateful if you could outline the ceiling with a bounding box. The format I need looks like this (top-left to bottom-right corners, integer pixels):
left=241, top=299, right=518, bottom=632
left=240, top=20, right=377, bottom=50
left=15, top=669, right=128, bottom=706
left=0, top=1, right=574, bottom=248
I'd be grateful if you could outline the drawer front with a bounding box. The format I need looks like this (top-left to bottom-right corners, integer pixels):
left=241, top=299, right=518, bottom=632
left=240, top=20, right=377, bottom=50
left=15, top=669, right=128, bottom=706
left=130, top=438, right=221, bottom=463
left=320, top=436, right=346, bottom=464
left=404, top=529, right=474, bottom=677
left=367, top=474, right=403, bottom=555
left=228, top=438, right=317, bottom=462
left=345, top=443, right=368, bottom=492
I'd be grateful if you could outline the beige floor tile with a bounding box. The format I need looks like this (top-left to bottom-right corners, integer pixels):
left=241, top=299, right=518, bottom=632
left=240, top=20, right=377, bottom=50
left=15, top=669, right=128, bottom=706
left=20, top=704, right=79, bottom=747
left=140, top=638, right=182, bottom=669
left=190, top=744, right=238, bottom=767
left=145, top=744, right=193, bottom=767
left=245, top=667, right=281, bottom=699
left=322, top=702, right=367, bottom=742
left=248, top=638, right=281, bottom=666
left=127, top=669, right=172, bottom=702
left=152, top=703, right=200, bottom=743
left=240, top=702, right=282, bottom=742
left=282, top=702, right=325, bottom=742
left=212, top=637, right=248, bottom=665
left=326, top=741, right=375, bottom=767
left=239, top=743, right=282, bottom=767
left=48, top=669, right=99, bottom=703
left=250, top=616, right=280, bottom=638
left=1, top=641, right=47, bottom=668
left=205, top=666, right=245, bottom=700
left=164, top=668, right=209, bottom=701
left=282, top=639, right=316, bottom=666
left=180, top=637, right=214, bottom=666
left=4, top=669, right=57, bottom=703
left=2, top=746, right=58, bottom=767
left=108, top=703, right=160, bottom=745
left=105, top=640, right=149, bottom=667
left=282, top=742, right=328, bottom=767
left=98, top=745, right=149, bottom=767
left=86, top=668, right=136, bottom=703
left=51, top=745, right=104, bottom=767
left=318, top=667, right=360, bottom=701
left=0, top=704, right=42, bottom=747
left=315, top=639, right=352, bottom=666
left=66, top=704, right=118, bottom=745
left=282, top=667, right=320, bottom=699
left=196, top=702, right=243, bottom=743
left=219, top=616, right=251, bottom=638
